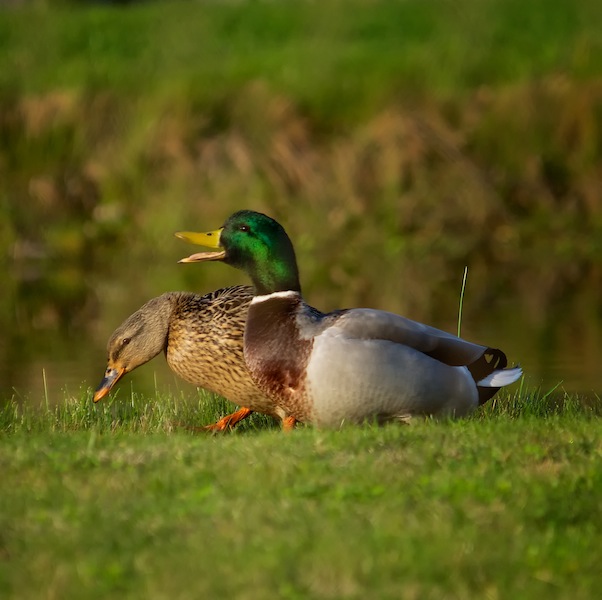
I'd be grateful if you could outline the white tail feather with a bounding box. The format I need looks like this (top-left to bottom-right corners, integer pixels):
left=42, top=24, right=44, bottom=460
left=478, top=366, right=522, bottom=388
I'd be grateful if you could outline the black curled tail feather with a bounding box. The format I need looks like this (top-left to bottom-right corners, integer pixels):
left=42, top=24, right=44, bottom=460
left=468, top=348, right=508, bottom=405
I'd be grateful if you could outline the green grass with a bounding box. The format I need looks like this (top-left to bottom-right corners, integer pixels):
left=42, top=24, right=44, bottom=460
left=1, top=389, right=601, bottom=598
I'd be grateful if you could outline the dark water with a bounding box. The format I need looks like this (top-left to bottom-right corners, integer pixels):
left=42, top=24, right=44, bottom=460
left=1, top=254, right=601, bottom=407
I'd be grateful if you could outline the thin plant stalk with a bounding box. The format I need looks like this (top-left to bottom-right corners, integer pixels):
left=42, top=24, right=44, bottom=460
left=457, top=266, right=468, bottom=338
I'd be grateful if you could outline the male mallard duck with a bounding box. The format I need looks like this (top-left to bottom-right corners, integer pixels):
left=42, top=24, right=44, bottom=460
left=94, top=285, right=292, bottom=431
left=177, top=210, right=522, bottom=428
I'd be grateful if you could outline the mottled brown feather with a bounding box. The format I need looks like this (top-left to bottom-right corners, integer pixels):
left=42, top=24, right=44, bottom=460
left=98, top=286, right=279, bottom=418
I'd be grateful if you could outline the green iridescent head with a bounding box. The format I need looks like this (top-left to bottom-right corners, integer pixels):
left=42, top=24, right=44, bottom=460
left=176, top=210, right=301, bottom=295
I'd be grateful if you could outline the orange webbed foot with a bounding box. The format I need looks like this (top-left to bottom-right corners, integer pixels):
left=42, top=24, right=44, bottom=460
left=203, top=407, right=254, bottom=432
left=178, top=407, right=254, bottom=434
left=282, top=416, right=298, bottom=431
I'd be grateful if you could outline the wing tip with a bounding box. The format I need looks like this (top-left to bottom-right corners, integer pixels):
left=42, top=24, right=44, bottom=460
left=478, top=365, right=523, bottom=388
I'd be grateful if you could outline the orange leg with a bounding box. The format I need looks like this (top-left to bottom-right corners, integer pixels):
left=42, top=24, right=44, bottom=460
left=282, top=415, right=298, bottom=431
left=203, top=407, right=254, bottom=432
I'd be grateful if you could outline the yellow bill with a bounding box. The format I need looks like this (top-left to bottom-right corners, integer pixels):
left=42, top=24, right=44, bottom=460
left=175, top=228, right=227, bottom=263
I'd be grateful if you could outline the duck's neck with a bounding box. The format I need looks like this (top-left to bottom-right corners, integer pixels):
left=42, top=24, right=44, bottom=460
left=251, top=290, right=301, bottom=304
left=234, top=236, right=301, bottom=296
left=147, top=293, right=180, bottom=357
left=250, top=264, right=301, bottom=297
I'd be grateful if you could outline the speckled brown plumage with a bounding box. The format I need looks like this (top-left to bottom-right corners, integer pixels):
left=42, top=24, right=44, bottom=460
left=94, top=285, right=282, bottom=428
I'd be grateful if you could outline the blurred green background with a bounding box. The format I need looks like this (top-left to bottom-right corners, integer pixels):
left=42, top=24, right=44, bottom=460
left=1, top=0, right=601, bottom=403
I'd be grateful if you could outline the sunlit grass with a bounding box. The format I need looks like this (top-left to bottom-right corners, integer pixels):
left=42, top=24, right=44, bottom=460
left=1, top=381, right=600, bottom=435
left=0, top=387, right=278, bottom=435
left=0, top=386, right=601, bottom=599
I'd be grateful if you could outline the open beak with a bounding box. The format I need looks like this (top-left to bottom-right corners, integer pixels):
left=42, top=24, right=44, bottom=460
left=93, top=366, right=126, bottom=402
left=175, top=228, right=226, bottom=263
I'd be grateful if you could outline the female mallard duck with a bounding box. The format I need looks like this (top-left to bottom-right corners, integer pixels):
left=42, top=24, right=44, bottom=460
left=177, top=210, right=522, bottom=428
left=94, top=285, right=293, bottom=431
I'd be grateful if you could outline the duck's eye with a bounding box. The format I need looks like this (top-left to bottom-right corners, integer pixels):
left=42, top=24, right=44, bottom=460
left=121, top=337, right=131, bottom=347
left=238, top=224, right=250, bottom=232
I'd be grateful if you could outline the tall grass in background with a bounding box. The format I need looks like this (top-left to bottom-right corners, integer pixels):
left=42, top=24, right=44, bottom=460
left=1, top=0, right=601, bottom=398
left=1, top=0, right=600, bottom=316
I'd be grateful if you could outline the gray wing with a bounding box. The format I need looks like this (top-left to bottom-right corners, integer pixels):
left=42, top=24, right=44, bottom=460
left=327, top=308, right=487, bottom=367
